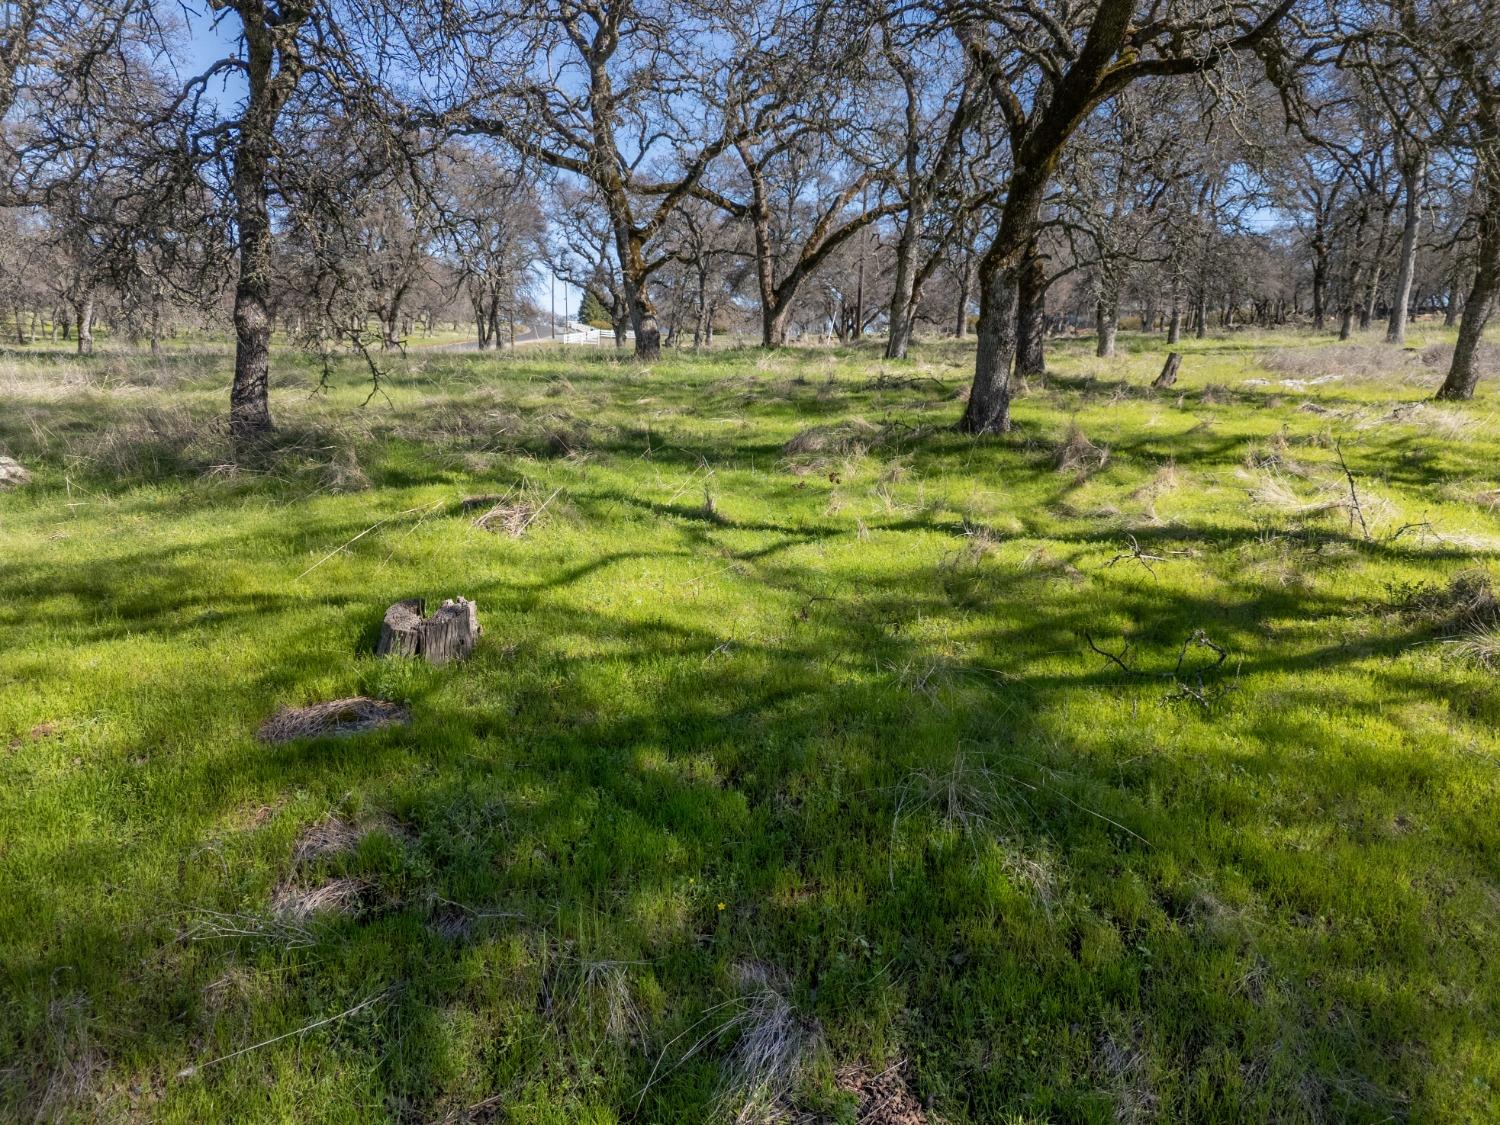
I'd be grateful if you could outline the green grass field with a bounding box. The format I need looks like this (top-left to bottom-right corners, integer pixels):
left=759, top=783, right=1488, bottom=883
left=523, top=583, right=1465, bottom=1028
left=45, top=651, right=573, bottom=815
left=2, top=328, right=1498, bottom=1122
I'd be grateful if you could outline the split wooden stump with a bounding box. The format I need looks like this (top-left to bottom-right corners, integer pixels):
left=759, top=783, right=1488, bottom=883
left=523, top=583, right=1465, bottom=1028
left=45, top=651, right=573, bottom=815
left=376, top=596, right=480, bottom=665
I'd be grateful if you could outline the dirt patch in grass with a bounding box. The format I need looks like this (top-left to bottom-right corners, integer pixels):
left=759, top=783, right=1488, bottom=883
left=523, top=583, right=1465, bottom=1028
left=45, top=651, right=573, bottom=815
left=257, top=697, right=410, bottom=744
left=834, top=1060, right=929, bottom=1124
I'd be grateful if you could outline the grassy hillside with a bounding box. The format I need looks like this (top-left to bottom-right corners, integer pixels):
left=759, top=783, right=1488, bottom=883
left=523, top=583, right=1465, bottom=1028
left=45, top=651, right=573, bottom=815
left=2, top=330, right=1498, bottom=1122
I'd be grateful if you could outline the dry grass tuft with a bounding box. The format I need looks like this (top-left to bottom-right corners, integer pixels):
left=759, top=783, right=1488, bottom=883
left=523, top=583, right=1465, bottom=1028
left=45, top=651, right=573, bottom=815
left=292, top=814, right=366, bottom=864
left=1421, top=339, right=1500, bottom=377
left=1096, top=1023, right=1158, bottom=1124
left=716, top=963, right=818, bottom=1125
left=1020, top=547, right=1085, bottom=582
left=1053, top=424, right=1109, bottom=476
left=894, top=748, right=1031, bottom=848
left=1370, top=401, right=1479, bottom=440
left=257, top=697, right=410, bottom=744
left=1388, top=570, right=1500, bottom=642
left=1448, top=625, right=1500, bottom=668
left=317, top=443, right=370, bottom=493
left=71, top=404, right=215, bottom=478
left=270, top=876, right=370, bottom=920
left=1264, top=342, right=1422, bottom=383
left=783, top=418, right=882, bottom=458
left=580, top=959, right=645, bottom=1044
left=290, top=811, right=402, bottom=864
left=28, top=992, right=105, bottom=1123
left=1246, top=468, right=1394, bottom=527
left=471, top=482, right=560, bottom=538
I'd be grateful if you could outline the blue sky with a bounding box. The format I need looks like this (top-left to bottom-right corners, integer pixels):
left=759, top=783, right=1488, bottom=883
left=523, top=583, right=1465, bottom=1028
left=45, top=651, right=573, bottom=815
left=159, top=3, right=574, bottom=314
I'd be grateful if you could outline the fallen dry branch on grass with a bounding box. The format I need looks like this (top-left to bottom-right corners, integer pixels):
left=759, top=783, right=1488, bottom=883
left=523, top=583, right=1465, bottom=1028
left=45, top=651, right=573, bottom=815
left=1104, top=535, right=1169, bottom=576
left=1082, top=628, right=1232, bottom=708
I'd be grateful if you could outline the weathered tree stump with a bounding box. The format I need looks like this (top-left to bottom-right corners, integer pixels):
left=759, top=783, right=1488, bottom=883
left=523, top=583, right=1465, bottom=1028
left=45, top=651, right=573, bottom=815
left=420, top=598, right=480, bottom=665
left=1152, top=352, right=1182, bottom=390
left=376, top=598, right=426, bottom=657
left=376, top=597, right=480, bottom=664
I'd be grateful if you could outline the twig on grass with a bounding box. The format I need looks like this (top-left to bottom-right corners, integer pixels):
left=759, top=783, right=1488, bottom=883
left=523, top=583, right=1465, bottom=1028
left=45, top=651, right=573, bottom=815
left=1335, top=440, right=1371, bottom=540
left=1083, top=632, right=1137, bottom=675
left=176, top=989, right=387, bottom=1078
left=295, top=500, right=444, bottom=580
left=1103, top=534, right=1168, bottom=577
left=1082, top=628, right=1233, bottom=709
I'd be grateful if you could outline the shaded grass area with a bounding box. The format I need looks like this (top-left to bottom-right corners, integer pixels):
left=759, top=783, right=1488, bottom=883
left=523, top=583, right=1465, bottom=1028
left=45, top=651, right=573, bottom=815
left=2, top=328, right=1499, bottom=1122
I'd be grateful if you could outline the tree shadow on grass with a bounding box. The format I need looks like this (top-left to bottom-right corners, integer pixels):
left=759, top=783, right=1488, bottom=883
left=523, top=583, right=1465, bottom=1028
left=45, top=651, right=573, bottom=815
left=5, top=515, right=1491, bottom=1122
left=4, top=341, right=1499, bottom=1121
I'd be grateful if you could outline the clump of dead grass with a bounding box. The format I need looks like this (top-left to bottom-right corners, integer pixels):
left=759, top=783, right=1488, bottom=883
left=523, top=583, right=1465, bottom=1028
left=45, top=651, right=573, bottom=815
left=291, top=811, right=403, bottom=865
left=270, top=876, right=371, bottom=920
left=1245, top=467, right=1395, bottom=528
left=1386, top=569, right=1500, bottom=654
left=257, top=697, right=410, bottom=744
left=1020, top=546, right=1085, bottom=582
left=715, top=963, right=819, bottom=1125
left=783, top=418, right=882, bottom=458
left=1095, top=1021, right=1159, bottom=1125
left=1053, top=423, right=1109, bottom=477
left=66, top=403, right=217, bottom=480
left=26, top=992, right=106, bottom=1123
left=1421, top=339, right=1500, bottom=378
left=1263, top=343, right=1420, bottom=384
left=469, top=482, right=561, bottom=537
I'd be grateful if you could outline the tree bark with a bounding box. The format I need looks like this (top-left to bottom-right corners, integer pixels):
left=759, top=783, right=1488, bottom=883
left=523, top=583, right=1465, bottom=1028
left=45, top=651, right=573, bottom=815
left=73, top=295, right=93, bottom=355
left=1095, top=292, right=1118, bottom=357
left=885, top=212, right=922, bottom=359
left=1015, top=242, right=1046, bottom=378
left=227, top=4, right=303, bottom=442
left=376, top=599, right=426, bottom=657
left=954, top=250, right=974, bottom=338
left=1387, top=156, right=1423, bottom=345
left=1436, top=177, right=1499, bottom=400
left=1444, top=269, right=1463, bottom=327
left=1153, top=351, right=1182, bottom=389
left=1311, top=255, right=1328, bottom=330
left=960, top=259, right=1021, bottom=433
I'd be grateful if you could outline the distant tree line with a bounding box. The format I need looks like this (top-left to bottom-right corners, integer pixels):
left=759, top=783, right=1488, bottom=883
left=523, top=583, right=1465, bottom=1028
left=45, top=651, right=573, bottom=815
left=1, top=0, right=1496, bottom=438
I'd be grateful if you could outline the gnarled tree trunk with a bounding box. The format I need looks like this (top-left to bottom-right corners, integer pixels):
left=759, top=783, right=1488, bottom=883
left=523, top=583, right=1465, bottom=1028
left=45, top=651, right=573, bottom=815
left=1015, top=243, right=1046, bottom=378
